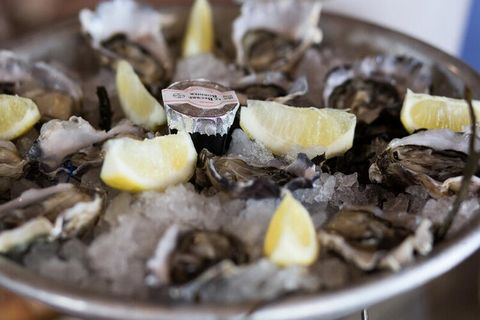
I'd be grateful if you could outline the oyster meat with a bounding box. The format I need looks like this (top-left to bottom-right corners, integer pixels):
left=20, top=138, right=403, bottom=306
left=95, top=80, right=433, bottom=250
left=0, top=50, right=82, bottom=119
left=147, top=225, right=249, bottom=286
left=323, top=55, right=432, bottom=123
left=369, top=129, right=477, bottom=196
left=199, top=149, right=318, bottom=198
left=232, top=0, right=322, bottom=72
left=318, top=206, right=433, bottom=271
left=80, top=0, right=172, bottom=88
left=232, top=71, right=308, bottom=104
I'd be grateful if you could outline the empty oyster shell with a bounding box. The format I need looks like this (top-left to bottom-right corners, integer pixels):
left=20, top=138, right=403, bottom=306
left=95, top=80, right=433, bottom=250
left=147, top=225, right=248, bottom=286
left=232, top=0, right=322, bottom=73
left=369, top=129, right=477, bottom=195
left=232, top=71, right=308, bottom=104
left=318, top=206, right=433, bottom=271
left=323, top=55, right=432, bottom=124
left=0, top=50, right=82, bottom=119
left=199, top=149, right=318, bottom=198
left=79, top=0, right=172, bottom=88
left=28, top=116, right=142, bottom=171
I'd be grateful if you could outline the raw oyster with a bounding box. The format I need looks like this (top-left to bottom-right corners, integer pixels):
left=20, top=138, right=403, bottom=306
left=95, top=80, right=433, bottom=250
left=0, top=50, right=82, bottom=119
left=198, top=149, right=318, bottom=198
left=369, top=129, right=476, bottom=195
left=0, top=217, right=53, bottom=254
left=79, top=0, right=172, bottom=88
left=232, top=0, right=322, bottom=72
left=0, top=141, right=27, bottom=179
left=318, top=206, right=433, bottom=271
left=232, top=71, right=308, bottom=104
left=0, top=184, right=102, bottom=252
left=146, top=225, right=248, bottom=286
left=323, top=55, right=431, bottom=123
left=169, top=259, right=320, bottom=303
left=28, top=116, right=142, bottom=171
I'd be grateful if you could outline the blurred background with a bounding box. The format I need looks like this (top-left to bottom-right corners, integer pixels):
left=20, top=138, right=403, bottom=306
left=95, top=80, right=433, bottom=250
left=0, top=0, right=479, bottom=70
left=0, top=1, right=479, bottom=319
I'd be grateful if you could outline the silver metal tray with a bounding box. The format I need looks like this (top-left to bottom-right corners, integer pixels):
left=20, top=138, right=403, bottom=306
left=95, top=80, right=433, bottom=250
left=1, top=5, right=480, bottom=320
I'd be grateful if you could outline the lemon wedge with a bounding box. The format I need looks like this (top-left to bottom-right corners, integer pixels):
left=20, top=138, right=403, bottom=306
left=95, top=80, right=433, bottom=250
left=264, top=192, right=319, bottom=267
left=116, top=60, right=166, bottom=130
left=240, top=100, right=356, bottom=159
left=0, top=94, right=40, bottom=140
left=182, top=0, right=214, bottom=57
left=100, top=132, right=197, bottom=192
left=401, top=89, right=480, bottom=133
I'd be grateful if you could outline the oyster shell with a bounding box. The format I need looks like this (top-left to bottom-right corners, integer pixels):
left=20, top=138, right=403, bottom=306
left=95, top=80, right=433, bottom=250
left=369, top=129, right=476, bottom=195
left=28, top=117, right=142, bottom=171
left=318, top=206, right=433, bottom=271
left=0, top=141, right=27, bottom=179
left=232, top=0, right=322, bottom=73
left=169, top=259, right=320, bottom=303
left=199, top=149, right=318, bottom=198
left=0, top=217, right=53, bottom=254
left=0, top=50, right=82, bottom=119
left=147, top=225, right=248, bottom=286
left=0, top=184, right=102, bottom=252
left=323, top=55, right=432, bottom=124
left=79, top=0, right=172, bottom=88
left=232, top=71, right=308, bottom=104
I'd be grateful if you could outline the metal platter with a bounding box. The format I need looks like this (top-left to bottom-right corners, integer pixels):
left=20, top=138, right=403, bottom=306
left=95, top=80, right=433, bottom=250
left=1, top=5, right=480, bottom=320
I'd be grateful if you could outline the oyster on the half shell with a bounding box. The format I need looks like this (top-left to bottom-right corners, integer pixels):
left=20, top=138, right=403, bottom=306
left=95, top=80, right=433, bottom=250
left=232, top=0, right=322, bottom=73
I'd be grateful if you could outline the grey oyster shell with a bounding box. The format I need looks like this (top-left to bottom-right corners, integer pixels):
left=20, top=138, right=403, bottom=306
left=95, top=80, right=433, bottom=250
left=0, top=184, right=102, bottom=253
left=198, top=149, right=318, bottom=198
left=368, top=129, right=477, bottom=196
left=232, top=0, right=322, bottom=73
left=323, top=55, right=432, bottom=124
left=79, top=0, right=172, bottom=88
left=318, top=206, right=433, bottom=271
left=0, top=50, right=82, bottom=118
left=146, top=225, right=248, bottom=286
left=232, top=71, right=308, bottom=104
left=28, top=116, right=141, bottom=171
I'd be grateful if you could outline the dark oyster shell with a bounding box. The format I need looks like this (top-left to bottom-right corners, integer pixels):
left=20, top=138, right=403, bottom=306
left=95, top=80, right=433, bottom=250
left=198, top=149, right=318, bottom=198
left=232, top=71, right=308, bottom=104
left=369, top=129, right=475, bottom=195
left=79, top=0, right=172, bottom=89
left=232, top=0, right=322, bottom=73
left=323, top=55, right=432, bottom=124
left=318, top=206, right=433, bottom=271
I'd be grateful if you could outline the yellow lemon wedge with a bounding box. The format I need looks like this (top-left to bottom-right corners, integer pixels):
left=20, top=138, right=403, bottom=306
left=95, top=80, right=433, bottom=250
left=182, top=0, right=214, bottom=57
left=240, top=100, right=356, bottom=159
left=0, top=94, right=40, bottom=140
left=100, top=132, right=197, bottom=192
left=264, top=192, right=319, bottom=267
left=116, top=60, right=166, bottom=130
left=401, top=89, right=480, bottom=133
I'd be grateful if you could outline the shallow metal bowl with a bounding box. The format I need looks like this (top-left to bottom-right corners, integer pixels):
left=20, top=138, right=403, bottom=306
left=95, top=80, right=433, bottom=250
left=1, top=5, right=480, bottom=320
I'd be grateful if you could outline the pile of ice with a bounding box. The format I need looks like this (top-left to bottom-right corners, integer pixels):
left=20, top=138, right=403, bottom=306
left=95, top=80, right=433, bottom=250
left=20, top=128, right=480, bottom=301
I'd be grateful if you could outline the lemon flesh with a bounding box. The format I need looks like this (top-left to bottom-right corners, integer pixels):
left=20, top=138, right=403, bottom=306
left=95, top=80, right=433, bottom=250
left=100, top=132, right=197, bottom=192
left=264, top=192, right=319, bottom=267
left=182, top=0, right=214, bottom=57
left=0, top=94, right=41, bottom=140
left=401, top=89, right=480, bottom=133
left=116, top=60, right=166, bottom=130
left=240, top=100, right=356, bottom=159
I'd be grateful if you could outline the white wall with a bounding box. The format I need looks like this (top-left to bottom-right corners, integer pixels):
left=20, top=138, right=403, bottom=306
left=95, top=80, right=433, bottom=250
left=323, top=0, right=472, bottom=56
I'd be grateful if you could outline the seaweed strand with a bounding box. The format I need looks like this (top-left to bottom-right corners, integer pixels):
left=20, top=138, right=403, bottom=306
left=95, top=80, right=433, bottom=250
left=436, top=87, right=479, bottom=240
